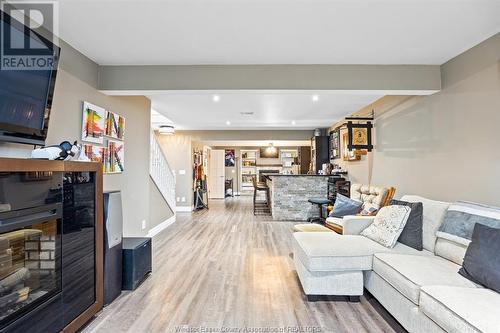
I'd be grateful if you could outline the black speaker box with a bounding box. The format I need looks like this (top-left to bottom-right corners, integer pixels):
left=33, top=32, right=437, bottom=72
left=122, top=237, right=152, bottom=290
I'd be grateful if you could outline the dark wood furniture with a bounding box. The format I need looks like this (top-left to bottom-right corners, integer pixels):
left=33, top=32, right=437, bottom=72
left=299, top=146, right=311, bottom=174
left=0, top=158, right=103, bottom=333
left=310, top=136, right=330, bottom=174
left=251, top=176, right=271, bottom=215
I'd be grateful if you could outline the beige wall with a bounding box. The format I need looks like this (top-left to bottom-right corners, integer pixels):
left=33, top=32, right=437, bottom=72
left=332, top=34, right=500, bottom=206
left=0, top=41, right=157, bottom=237
left=156, top=133, right=194, bottom=209
left=149, top=178, right=175, bottom=229
left=49, top=70, right=153, bottom=236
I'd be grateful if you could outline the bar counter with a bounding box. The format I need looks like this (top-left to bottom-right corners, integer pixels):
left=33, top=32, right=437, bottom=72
left=264, top=174, right=329, bottom=221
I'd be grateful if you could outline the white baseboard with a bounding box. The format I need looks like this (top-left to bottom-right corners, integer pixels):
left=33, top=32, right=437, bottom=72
left=175, top=206, right=193, bottom=212
left=147, top=215, right=175, bottom=238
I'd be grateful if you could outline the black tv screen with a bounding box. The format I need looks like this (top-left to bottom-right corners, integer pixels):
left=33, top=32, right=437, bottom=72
left=0, top=10, right=59, bottom=145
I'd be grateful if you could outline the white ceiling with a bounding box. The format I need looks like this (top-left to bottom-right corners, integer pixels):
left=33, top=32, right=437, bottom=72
left=58, top=0, right=500, bottom=65
left=148, top=91, right=384, bottom=130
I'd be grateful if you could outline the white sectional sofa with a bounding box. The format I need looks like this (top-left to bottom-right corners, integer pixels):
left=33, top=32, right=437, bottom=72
left=292, top=195, right=500, bottom=333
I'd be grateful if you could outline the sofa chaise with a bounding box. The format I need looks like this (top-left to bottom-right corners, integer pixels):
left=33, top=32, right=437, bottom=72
left=292, top=195, right=500, bottom=333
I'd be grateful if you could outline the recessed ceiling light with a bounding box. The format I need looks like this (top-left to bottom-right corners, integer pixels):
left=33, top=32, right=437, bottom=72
left=225, top=121, right=231, bottom=125
left=213, top=95, right=220, bottom=102
left=291, top=120, right=296, bottom=125
left=312, top=94, right=319, bottom=102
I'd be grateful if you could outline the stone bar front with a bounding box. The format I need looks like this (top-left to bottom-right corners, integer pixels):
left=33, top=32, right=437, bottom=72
left=266, top=174, right=329, bottom=221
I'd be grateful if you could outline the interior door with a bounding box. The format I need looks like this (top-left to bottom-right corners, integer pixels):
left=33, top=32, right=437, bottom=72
left=208, top=150, right=225, bottom=199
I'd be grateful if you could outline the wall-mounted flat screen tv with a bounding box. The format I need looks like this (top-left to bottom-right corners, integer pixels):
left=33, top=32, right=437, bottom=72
left=0, top=10, right=60, bottom=146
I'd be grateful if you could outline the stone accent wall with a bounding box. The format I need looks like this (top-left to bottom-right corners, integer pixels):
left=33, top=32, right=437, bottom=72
left=270, top=176, right=328, bottom=221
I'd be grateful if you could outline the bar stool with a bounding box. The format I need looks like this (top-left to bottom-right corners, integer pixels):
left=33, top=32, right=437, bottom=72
left=252, top=176, right=271, bottom=215
left=307, top=197, right=331, bottom=223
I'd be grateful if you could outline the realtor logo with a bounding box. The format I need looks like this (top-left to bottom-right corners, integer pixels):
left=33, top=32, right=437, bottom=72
left=1, top=0, right=59, bottom=70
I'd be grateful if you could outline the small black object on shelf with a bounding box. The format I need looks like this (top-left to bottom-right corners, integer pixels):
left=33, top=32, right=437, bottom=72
left=122, top=237, right=152, bottom=290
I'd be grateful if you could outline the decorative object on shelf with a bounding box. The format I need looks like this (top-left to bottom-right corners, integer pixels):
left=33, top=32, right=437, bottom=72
left=342, top=133, right=361, bottom=161
left=346, top=120, right=373, bottom=152
left=30, top=141, right=79, bottom=161
left=329, top=129, right=340, bottom=160
left=105, top=140, right=125, bottom=173
left=225, top=149, right=235, bottom=167
left=81, top=101, right=106, bottom=144
left=105, top=110, right=125, bottom=140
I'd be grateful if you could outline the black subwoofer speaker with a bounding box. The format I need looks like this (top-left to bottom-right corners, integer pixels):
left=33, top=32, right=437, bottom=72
left=122, top=237, right=152, bottom=290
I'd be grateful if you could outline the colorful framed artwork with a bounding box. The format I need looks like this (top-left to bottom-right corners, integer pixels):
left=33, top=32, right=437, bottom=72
left=105, top=111, right=125, bottom=140
left=83, top=144, right=107, bottom=173
left=81, top=101, right=106, bottom=144
left=225, top=149, right=235, bottom=167
left=105, top=140, right=125, bottom=173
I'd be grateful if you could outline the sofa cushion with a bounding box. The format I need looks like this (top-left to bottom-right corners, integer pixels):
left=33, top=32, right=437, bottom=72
left=434, top=237, right=468, bottom=265
left=420, top=286, right=500, bottom=333
left=390, top=199, right=423, bottom=251
left=361, top=205, right=411, bottom=248
left=400, top=195, right=450, bottom=252
left=437, top=201, right=500, bottom=246
left=373, top=253, right=479, bottom=305
left=459, top=223, right=500, bottom=293
left=292, top=232, right=424, bottom=272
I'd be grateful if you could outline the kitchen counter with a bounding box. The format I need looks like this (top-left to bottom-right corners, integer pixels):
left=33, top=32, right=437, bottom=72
left=265, top=174, right=330, bottom=221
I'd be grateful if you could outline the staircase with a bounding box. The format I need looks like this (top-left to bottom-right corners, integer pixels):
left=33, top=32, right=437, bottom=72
left=150, top=131, right=176, bottom=210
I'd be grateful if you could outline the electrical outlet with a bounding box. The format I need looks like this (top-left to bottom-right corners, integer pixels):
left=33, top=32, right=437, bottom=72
left=178, top=169, right=186, bottom=175
left=181, top=197, right=186, bottom=202
left=141, top=220, right=146, bottom=230
left=176, top=197, right=180, bottom=202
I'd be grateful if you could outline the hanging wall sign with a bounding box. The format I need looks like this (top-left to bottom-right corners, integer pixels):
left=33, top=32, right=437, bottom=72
left=347, top=121, right=373, bottom=152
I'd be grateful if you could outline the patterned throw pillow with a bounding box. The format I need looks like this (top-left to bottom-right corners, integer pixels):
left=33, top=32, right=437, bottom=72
left=361, top=205, right=411, bottom=248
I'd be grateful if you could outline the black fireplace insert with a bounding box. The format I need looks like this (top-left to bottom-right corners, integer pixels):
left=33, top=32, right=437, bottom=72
left=0, top=172, right=63, bottom=331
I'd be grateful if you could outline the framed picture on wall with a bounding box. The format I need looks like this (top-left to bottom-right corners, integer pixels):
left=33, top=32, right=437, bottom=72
left=330, top=129, right=340, bottom=159
left=83, top=144, right=107, bottom=173
left=105, top=140, right=125, bottom=173
left=105, top=110, right=125, bottom=140
left=225, top=149, right=235, bottom=167
left=343, top=133, right=361, bottom=161
left=81, top=101, right=106, bottom=144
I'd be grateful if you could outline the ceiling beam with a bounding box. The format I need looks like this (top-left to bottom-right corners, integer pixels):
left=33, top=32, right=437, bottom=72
left=98, top=64, right=441, bottom=93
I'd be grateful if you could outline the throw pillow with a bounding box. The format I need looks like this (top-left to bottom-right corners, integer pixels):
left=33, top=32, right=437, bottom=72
left=390, top=199, right=423, bottom=251
left=459, top=223, right=500, bottom=293
left=361, top=205, right=411, bottom=248
left=360, top=202, right=380, bottom=216
left=329, top=194, right=363, bottom=217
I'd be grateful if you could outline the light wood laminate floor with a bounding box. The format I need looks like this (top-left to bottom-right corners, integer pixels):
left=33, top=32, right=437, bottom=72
left=83, top=197, right=405, bottom=333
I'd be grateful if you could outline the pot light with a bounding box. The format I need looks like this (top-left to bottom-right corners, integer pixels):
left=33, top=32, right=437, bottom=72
left=158, top=125, right=175, bottom=135
left=225, top=120, right=231, bottom=125
left=312, top=94, right=319, bottom=102
left=213, top=95, right=220, bottom=102
left=291, top=120, right=296, bottom=125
